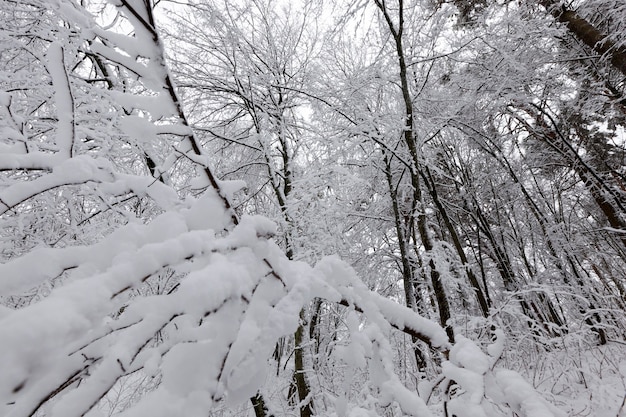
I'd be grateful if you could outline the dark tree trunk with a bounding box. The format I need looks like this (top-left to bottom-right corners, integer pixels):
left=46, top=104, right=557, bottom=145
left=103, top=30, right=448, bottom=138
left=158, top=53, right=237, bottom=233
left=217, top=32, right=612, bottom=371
left=540, top=0, right=626, bottom=77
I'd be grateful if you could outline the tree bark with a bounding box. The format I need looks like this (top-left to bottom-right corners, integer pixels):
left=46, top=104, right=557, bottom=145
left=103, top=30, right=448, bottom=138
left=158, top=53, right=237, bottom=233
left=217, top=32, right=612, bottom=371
left=374, top=0, right=455, bottom=343
left=293, top=310, right=313, bottom=417
left=540, top=0, right=626, bottom=77
left=382, top=150, right=428, bottom=370
left=251, top=393, right=273, bottom=417
left=421, top=166, right=491, bottom=318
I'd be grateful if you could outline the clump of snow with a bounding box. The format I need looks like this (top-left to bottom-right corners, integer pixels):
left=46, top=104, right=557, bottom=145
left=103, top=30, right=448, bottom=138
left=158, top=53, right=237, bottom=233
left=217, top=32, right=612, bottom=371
left=449, top=336, right=490, bottom=375
left=216, top=179, right=247, bottom=199
left=0, top=91, right=11, bottom=107
left=486, top=328, right=505, bottom=361
left=493, top=369, right=565, bottom=417
left=182, top=194, right=231, bottom=231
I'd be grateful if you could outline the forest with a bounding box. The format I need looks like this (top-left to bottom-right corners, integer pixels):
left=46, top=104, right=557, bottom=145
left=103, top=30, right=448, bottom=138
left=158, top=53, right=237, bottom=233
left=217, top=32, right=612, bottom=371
left=0, top=0, right=625, bottom=416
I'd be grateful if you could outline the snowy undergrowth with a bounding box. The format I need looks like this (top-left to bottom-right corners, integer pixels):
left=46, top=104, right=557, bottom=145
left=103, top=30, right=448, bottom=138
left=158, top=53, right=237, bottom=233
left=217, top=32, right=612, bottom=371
left=508, top=339, right=626, bottom=417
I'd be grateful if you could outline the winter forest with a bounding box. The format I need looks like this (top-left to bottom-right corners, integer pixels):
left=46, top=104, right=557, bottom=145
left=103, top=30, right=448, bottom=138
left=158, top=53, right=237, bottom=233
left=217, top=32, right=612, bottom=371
left=1, top=0, right=626, bottom=416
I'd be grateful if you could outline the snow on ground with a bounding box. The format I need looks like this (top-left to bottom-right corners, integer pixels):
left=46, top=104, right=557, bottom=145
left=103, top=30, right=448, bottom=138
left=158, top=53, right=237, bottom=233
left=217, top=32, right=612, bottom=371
left=503, top=339, right=626, bottom=417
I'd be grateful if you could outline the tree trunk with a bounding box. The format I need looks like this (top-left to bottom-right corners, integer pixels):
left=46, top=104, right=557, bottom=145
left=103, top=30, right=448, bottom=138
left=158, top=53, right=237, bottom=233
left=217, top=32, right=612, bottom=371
left=374, top=0, right=455, bottom=344
left=251, top=393, right=273, bottom=417
left=294, top=310, right=313, bottom=417
left=421, top=166, right=491, bottom=318
left=382, top=150, right=428, bottom=370
left=540, top=0, right=626, bottom=77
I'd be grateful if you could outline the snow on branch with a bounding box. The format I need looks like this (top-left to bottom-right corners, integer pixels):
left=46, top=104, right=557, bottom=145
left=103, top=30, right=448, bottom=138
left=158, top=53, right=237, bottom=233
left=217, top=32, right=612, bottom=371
left=46, top=42, right=75, bottom=158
